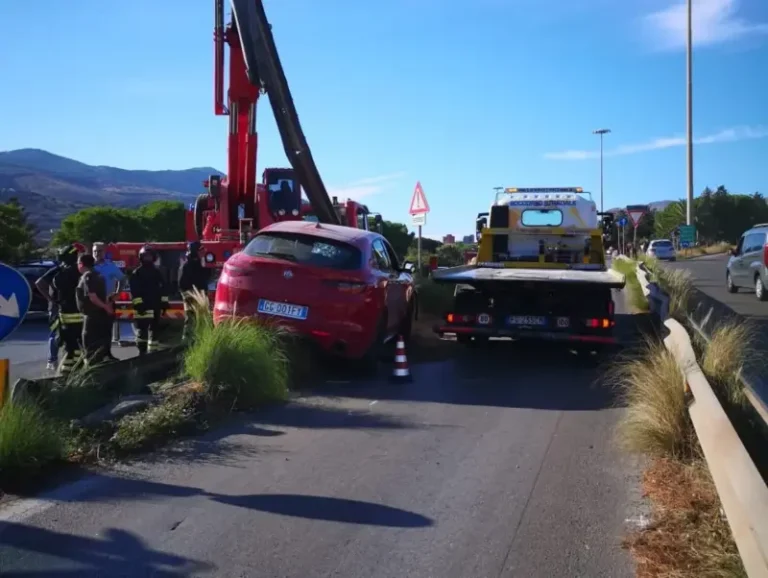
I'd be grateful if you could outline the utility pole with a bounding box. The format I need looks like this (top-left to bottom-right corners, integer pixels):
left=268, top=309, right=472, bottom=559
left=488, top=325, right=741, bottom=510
left=593, top=128, right=611, bottom=213
left=686, top=0, right=694, bottom=225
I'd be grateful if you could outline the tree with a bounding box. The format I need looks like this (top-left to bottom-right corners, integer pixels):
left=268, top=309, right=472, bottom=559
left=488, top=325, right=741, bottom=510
left=52, top=206, right=148, bottom=246
left=138, top=200, right=186, bottom=242
left=436, top=244, right=464, bottom=266
left=0, top=198, right=37, bottom=263
left=381, top=220, right=414, bottom=260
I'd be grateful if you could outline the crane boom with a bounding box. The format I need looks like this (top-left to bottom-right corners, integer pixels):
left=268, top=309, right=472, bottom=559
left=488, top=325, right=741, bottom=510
left=228, top=0, right=339, bottom=225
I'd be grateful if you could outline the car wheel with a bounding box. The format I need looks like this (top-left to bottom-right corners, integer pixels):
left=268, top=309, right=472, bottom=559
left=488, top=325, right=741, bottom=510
left=726, top=271, right=738, bottom=293
left=756, top=276, right=767, bottom=302
left=355, top=313, right=387, bottom=375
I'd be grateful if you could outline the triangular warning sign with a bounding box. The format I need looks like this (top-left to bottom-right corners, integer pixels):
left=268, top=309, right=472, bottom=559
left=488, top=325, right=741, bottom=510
left=628, top=210, right=645, bottom=227
left=409, top=181, right=430, bottom=215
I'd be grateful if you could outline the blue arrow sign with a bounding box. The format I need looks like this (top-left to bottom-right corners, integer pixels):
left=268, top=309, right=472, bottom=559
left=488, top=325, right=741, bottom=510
left=618, top=217, right=628, bottom=227
left=0, top=263, right=33, bottom=343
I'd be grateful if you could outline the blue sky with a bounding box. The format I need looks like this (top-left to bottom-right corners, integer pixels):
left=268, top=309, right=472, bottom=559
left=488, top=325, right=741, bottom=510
left=1, top=0, right=766, bottom=239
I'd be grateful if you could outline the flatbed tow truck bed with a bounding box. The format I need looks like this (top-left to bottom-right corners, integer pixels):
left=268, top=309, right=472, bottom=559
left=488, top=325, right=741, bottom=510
left=431, top=265, right=625, bottom=288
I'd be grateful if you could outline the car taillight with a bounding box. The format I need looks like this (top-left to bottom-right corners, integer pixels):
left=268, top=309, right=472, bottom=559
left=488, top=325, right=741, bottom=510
left=446, top=313, right=475, bottom=324
left=608, top=299, right=614, bottom=317
left=764, top=244, right=768, bottom=267
left=323, top=280, right=368, bottom=294
left=586, top=318, right=613, bottom=329
left=118, top=291, right=131, bottom=301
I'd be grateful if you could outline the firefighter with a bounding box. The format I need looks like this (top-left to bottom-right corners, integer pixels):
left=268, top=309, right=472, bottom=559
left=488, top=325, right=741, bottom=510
left=50, top=244, right=84, bottom=375
left=178, top=241, right=211, bottom=341
left=129, top=245, right=169, bottom=355
left=76, top=254, right=114, bottom=365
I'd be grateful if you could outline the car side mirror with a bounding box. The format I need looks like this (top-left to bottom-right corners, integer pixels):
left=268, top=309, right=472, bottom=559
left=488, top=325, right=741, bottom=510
left=730, top=248, right=738, bottom=256
left=402, top=261, right=415, bottom=273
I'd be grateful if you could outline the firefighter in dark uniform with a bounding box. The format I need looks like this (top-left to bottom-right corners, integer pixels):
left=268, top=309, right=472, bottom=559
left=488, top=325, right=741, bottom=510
left=129, top=245, right=169, bottom=355
left=178, top=241, right=211, bottom=341
left=50, top=244, right=84, bottom=375
left=76, top=254, right=114, bottom=364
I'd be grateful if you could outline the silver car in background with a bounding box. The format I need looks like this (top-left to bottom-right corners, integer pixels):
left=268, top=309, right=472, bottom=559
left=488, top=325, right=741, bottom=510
left=646, top=239, right=676, bottom=261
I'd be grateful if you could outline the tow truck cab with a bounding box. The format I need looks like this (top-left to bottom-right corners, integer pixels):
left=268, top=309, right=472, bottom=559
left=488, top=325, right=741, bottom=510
left=433, top=187, right=625, bottom=348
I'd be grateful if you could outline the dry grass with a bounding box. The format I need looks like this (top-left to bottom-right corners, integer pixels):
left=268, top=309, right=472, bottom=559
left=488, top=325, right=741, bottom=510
left=677, top=242, right=734, bottom=260
left=624, top=457, right=746, bottom=578
left=655, top=267, right=693, bottom=319
left=608, top=340, right=696, bottom=459
left=697, top=320, right=756, bottom=408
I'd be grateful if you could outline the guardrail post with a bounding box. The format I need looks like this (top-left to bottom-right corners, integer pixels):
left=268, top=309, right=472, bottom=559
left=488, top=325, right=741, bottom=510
left=0, top=358, right=8, bottom=409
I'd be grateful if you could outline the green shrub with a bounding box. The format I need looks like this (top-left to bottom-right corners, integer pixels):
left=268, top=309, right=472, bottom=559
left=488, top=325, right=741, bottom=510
left=0, top=401, right=65, bottom=478
left=415, top=276, right=455, bottom=317
left=111, top=393, right=198, bottom=452
left=183, top=292, right=289, bottom=408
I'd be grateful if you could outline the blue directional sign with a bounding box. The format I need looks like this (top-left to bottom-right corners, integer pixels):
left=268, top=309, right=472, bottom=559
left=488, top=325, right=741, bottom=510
left=0, top=263, right=33, bottom=343
left=618, top=217, right=628, bottom=227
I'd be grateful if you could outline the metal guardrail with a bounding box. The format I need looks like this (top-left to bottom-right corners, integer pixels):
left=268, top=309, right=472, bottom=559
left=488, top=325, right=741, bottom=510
left=636, top=262, right=768, bottom=578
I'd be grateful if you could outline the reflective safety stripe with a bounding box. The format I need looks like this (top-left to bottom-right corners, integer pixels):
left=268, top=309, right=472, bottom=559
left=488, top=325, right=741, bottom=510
left=133, top=311, right=155, bottom=319
left=60, top=313, right=84, bottom=323
left=50, top=319, right=60, bottom=331
left=161, top=296, right=169, bottom=302
left=132, top=297, right=144, bottom=305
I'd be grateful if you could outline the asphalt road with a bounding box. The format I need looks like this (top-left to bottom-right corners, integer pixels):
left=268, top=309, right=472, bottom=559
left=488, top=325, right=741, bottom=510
left=0, top=319, right=138, bottom=382
left=0, top=292, right=647, bottom=578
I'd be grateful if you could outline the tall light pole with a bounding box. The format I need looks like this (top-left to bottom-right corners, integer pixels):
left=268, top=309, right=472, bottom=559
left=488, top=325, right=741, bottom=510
left=593, top=128, right=611, bottom=213
left=686, top=0, right=694, bottom=225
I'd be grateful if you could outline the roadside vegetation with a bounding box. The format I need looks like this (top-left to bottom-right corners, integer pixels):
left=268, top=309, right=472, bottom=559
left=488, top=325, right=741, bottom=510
left=611, top=257, right=649, bottom=313
left=414, top=274, right=455, bottom=318
left=676, top=241, right=733, bottom=259
left=610, top=257, right=767, bottom=576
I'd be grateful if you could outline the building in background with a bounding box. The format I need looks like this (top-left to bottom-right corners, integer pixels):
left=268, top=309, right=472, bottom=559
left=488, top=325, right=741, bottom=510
left=442, top=234, right=455, bottom=245
left=462, top=235, right=474, bottom=244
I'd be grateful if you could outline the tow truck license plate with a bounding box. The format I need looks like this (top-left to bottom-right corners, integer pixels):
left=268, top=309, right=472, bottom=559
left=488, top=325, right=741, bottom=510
left=508, top=315, right=546, bottom=326
left=257, top=299, right=308, bottom=320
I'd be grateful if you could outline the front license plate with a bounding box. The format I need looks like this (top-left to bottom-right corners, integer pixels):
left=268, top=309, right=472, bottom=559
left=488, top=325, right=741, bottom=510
left=257, top=299, right=308, bottom=320
left=508, top=315, right=547, bottom=326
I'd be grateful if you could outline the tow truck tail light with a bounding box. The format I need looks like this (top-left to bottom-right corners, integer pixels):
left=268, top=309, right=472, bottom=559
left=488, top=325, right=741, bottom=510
left=608, top=299, right=614, bottom=317
left=446, top=313, right=475, bottom=324
left=323, top=280, right=368, bottom=294
left=586, top=318, right=613, bottom=329
left=118, top=291, right=131, bottom=301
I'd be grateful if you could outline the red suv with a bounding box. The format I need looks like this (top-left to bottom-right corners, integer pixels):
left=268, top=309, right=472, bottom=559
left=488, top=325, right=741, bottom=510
left=214, top=221, right=416, bottom=363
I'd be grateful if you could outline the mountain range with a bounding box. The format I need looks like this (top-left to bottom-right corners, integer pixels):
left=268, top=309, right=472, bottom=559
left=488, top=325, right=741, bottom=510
left=1, top=148, right=674, bottom=239
left=0, top=149, right=222, bottom=238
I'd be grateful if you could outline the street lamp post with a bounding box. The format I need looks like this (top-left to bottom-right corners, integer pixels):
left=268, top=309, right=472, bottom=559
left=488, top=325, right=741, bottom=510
left=686, top=0, right=694, bottom=225
left=593, top=128, right=611, bottom=214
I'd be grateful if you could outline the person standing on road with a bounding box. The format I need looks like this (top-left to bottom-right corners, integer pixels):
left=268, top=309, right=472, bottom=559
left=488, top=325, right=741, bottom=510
left=178, top=241, right=211, bottom=341
left=92, top=242, right=124, bottom=360
left=129, top=245, right=169, bottom=355
left=50, top=244, right=84, bottom=375
left=76, top=254, right=114, bottom=365
left=35, top=260, right=62, bottom=371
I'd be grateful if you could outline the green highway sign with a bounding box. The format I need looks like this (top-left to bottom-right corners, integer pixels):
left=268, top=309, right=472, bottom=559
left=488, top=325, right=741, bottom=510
left=678, top=224, right=696, bottom=247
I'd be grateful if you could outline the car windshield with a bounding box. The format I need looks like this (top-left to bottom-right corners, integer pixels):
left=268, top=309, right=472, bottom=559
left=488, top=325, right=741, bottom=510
left=652, top=240, right=673, bottom=248
left=244, top=233, right=362, bottom=270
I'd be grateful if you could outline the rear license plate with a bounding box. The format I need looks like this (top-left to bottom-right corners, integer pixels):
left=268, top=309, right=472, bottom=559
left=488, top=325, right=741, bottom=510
left=508, top=315, right=546, bottom=326
left=257, top=299, right=308, bottom=320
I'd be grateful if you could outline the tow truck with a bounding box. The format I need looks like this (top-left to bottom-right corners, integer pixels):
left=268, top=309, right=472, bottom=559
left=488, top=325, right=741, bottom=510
left=104, top=0, right=382, bottom=320
left=432, top=187, right=625, bottom=350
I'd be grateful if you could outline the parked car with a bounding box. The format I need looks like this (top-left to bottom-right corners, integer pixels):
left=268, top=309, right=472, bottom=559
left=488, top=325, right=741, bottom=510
left=726, top=223, right=768, bottom=301
left=646, top=239, right=676, bottom=261
left=214, top=221, right=416, bottom=364
left=15, top=260, right=57, bottom=313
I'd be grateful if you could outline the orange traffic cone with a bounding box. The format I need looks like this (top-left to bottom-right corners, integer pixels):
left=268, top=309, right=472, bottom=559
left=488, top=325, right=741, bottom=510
left=390, top=336, right=412, bottom=383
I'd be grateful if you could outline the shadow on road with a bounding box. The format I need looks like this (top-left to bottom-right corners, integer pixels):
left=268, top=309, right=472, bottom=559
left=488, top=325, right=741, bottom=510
left=0, top=524, right=213, bottom=576
left=211, top=493, right=434, bottom=528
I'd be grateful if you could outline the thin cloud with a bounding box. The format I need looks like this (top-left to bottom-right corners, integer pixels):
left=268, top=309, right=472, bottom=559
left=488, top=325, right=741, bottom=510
left=327, top=172, right=406, bottom=200
left=544, top=125, right=768, bottom=160
left=644, top=0, right=768, bottom=50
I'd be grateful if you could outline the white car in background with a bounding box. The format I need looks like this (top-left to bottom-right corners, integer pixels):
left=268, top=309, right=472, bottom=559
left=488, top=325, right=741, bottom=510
left=646, top=239, right=676, bottom=261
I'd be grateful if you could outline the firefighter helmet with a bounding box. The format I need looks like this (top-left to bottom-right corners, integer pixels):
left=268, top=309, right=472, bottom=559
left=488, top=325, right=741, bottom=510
left=138, top=244, right=155, bottom=262
left=57, top=244, right=79, bottom=266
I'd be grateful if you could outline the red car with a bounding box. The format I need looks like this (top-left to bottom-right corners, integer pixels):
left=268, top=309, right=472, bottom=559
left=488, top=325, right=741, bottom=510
left=214, top=220, right=416, bottom=363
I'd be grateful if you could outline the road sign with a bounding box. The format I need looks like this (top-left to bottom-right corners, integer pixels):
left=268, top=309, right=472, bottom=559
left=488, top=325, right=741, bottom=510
left=409, top=181, right=430, bottom=215
left=626, top=205, right=649, bottom=228
left=617, top=217, right=628, bottom=227
left=411, top=213, right=427, bottom=226
left=0, top=263, right=32, bottom=343
left=678, top=224, right=696, bottom=244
